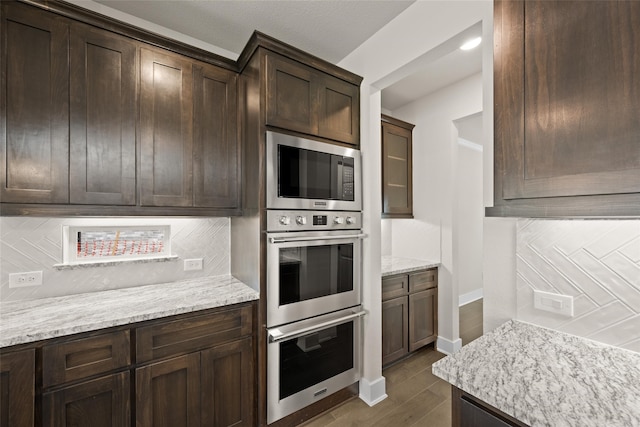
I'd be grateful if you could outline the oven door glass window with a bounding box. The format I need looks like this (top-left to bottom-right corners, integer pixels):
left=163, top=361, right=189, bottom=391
left=279, top=243, right=353, bottom=306
left=279, top=322, right=354, bottom=400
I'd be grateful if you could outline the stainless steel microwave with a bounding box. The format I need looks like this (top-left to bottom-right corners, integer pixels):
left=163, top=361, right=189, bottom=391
left=266, top=131, right=362, bottom=211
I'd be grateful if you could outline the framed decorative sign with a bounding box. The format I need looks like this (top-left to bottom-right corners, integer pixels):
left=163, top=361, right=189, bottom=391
left=62, top=225, right=171, bottom=265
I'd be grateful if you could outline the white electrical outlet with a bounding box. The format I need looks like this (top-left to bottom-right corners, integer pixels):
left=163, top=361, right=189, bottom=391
left=184, top=258, right=203, bottom=271
left=533, top=290, right=574, bottom=317
left=9, top=271, right=43, bottom=288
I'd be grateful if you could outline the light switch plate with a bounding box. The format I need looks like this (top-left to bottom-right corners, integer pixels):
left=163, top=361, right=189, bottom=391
left=533, top=290, right=574, bottom=317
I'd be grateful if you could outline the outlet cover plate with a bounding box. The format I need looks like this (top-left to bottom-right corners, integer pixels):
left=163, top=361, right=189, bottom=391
left=184, top=258, right=203, bottom=271
left=533, top=290, right=574, bottom=317
left=9, top=271, right=43, bottom=288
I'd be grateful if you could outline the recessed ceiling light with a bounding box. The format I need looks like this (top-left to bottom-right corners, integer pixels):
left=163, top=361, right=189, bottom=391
left=460, top=37, right=482, bottom=51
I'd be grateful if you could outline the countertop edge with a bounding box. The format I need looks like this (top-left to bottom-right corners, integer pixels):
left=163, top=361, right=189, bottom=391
left=0, top=276, right=259, bottom=348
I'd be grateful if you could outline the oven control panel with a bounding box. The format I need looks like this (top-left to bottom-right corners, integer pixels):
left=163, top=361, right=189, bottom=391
left=267, top=210, right=361, bottom=232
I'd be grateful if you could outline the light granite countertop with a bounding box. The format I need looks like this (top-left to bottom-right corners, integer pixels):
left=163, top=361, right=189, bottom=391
left=0, top=275, right=259, bottom=348
left=432, top=320, right=640, bottom=427
left=381, top=255, right=439, bottom=277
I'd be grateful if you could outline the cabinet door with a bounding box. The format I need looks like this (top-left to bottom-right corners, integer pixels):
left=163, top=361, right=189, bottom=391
left=43, top=372, right=130, bottom=427
left=382, top=274, right=409, bottom=301
left=381, top=120, right=413, bottom=218
left=193, top=62, right=239, bottom=209
left=318, top=74, right=360, bottom=146
left=409, top=288, right=437, bottom=352
left=493, top=0, right=640, bottom=216
left=265, top=53, right=319, bottom=135
left=1, top=3, right=69, bottom=204
left=69, top=23, right=137, bottom=205
left=0, top=349, right=35, bottom=427
left=382, top=296, right=409, bottom=366
left=136, top=353, right=201, bottom=427
left=201, top=337, right=253, bottom=427
left=140, top=48, right=194, bottom=207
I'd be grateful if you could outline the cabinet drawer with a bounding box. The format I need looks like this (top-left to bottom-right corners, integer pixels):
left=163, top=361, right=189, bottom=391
left=136, top=304, right=252, bottom=363
left=409, top=269, right=437, bottom=293
left=382, top=274, right=409, bottom=301
left=42, top=330, right=130, bottom=388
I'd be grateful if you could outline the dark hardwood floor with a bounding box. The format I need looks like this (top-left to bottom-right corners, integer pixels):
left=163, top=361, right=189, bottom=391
left=301, top=299, right=483, bottom=426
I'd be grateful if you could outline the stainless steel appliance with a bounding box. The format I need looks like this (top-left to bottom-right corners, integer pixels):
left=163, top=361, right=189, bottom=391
left=266, top=208, right=365, bottom=423
left=266, top=210, right=364, bottom=328
left=266, top=131, right=362, bottom=211
left=266, top=306, right=364, bottom=424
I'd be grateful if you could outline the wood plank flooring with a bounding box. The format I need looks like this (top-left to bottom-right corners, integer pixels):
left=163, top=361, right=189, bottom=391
left=301, top=298, right=483, bottom=427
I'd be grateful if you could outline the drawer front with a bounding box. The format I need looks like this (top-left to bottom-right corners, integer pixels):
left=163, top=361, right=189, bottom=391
left=409, top=269, right=437, bottom=293
left=43, top=330, right=131, bottom=388
left=136, top=304, right=253, bottom=363
left=382, top=274, right=409, bottom=301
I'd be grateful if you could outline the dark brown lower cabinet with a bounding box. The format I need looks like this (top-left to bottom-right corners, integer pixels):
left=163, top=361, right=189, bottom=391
left=453, top=387, right=529, bottom=427
left=0, top=349, right=35, bottom=427
left=0, top=302, right=255, bottom=427
left=381, top=297, right=409, bottom=366
left=136, top=337, right=254, bottom=427
left=382, top=268, right=438, bottom=366
left=408, top=288, right=437, bottom=352
left=136, top=353, right=201, bottom=427
left=43, top=372, right=130, bottom=427
left=201, top=338, right=253, bottom=427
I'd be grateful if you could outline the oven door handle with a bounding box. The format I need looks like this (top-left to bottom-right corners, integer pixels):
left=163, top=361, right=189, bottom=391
left=269, top=233, right=367, bottom=244
left=268, top=309, right=366, bottom=343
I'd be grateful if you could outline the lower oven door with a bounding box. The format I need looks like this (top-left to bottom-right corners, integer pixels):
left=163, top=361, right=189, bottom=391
left=267, top=230, right=364, bottom=327
left=267, top=306, right=365, bottom=424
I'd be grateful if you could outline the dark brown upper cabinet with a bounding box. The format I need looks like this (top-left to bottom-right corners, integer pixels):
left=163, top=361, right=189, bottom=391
left=381, top=115, right=414, bottom=218
left=193, top=63, right=239, bottom=209
left=266, top=52, right=360, bottom=146
left=490, top=0, right=640, bottom=217
left=1, top=2, right=69, bottom=204
left=140, top=47, right=240, bottom=210
left=140, top=47, right=194, bottom=207
left=1, top=1, right=240, bottom=216
left=70, top=23, right=137, bottom=206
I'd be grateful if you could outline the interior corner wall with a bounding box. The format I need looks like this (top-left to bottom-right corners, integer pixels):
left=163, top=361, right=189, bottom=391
left=456, top=140, right=484, bottom=300
left=388, top=73, right=483, bottom=345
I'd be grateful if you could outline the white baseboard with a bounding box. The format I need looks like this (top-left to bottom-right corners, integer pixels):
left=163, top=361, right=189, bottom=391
left=436, top=336, right=462, bottom=355
left=359, top=376, right=387, bottom=407
left=459, top=288, right=483, bottom=306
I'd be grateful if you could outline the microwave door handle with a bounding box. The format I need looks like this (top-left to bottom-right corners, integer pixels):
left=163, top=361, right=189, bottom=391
left=268, top=309, right=366, bottom=343
left=336, top=159, right=343, bottom=200
left=269, top=233, right=367, bottom=244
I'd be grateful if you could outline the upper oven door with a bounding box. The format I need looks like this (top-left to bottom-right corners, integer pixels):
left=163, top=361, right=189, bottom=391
left=267, top=230, right=363, bottom=327
left=266, top=131, right=362, bottom=211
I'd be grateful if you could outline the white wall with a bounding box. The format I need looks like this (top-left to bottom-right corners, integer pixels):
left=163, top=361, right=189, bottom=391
left=0, top=217, right=231, bottom=301
left=516, top=219, right=640, bottom=352
left=390, top=74, right=483, bottom=349
left=339, top=0, right=493, bottom=405
left=456, top=143, right=483, bottom=301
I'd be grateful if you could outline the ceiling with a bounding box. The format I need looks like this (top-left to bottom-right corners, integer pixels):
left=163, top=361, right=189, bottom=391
left=90, top=0, right=483, bottom=111
left=92, top=0, right=415, bottom=64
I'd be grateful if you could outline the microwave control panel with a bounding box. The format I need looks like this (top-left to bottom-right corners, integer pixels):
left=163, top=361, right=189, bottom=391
left=267, top=210, right=361, bottom=232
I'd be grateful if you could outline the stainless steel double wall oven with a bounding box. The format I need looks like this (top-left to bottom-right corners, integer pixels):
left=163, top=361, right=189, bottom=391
left=265, top=131, right=365, bottom=424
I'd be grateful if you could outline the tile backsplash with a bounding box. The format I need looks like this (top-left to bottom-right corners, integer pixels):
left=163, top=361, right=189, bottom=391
left=516, top=219, right=640, bottom=352
left=0, top=217, right=230, bottom=302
